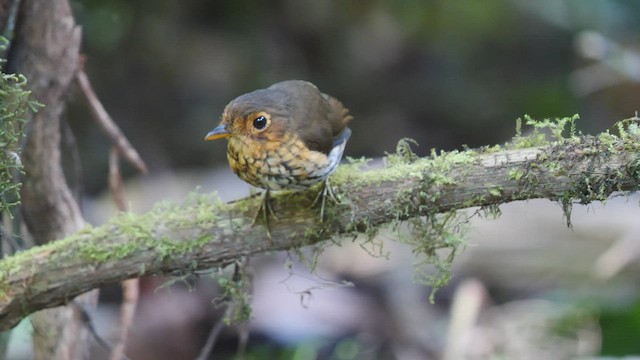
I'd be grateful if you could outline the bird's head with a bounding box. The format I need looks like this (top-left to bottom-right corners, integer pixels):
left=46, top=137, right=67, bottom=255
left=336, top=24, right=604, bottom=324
left=205, top=89, right=288, bottom=143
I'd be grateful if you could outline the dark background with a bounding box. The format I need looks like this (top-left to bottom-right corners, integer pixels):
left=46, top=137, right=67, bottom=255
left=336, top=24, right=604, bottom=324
left=68, top=0, right=640, bottom=194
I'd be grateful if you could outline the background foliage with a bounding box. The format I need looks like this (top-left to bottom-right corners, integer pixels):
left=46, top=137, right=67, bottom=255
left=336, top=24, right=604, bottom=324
left=0, top=38, right=32, bottom=216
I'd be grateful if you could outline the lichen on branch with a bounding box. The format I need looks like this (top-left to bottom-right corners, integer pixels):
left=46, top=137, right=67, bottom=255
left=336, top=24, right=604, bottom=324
left=1, top=115, right=640, bottom=330
left=0, top=37, right=37, bottom=215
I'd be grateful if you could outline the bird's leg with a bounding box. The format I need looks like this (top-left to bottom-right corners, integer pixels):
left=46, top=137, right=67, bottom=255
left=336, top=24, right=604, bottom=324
left=251, top=190, right=278, bottom=238
left=312, top=178, right=339, bottom=221
left=265, top=190, right=279, bottom=220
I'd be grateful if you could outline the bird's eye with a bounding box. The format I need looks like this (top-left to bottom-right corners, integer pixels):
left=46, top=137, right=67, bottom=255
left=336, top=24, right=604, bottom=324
left=253, top=116, right=268, bottom=130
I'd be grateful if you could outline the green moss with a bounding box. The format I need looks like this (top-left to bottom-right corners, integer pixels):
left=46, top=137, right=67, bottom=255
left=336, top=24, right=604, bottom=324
left=508, top=168, right=525, bottom=181
left=73, top=211, right=152, bottom=263
left=598, top=131, right=622, bottom=153
left=400, top=210, right=468, bottom=302
left=215, top=264, right=253, bottom=324
left=385, top=138, right=420, bottom=165
left=378, top=140, right=478, bottom=297
left=508, top=114, right=580, bottom=149
left=0, top=37, right=40, bottom=217
left=372, top=114, right=624, bottom=297
left=500, top=114, right=612, bottom=227
left=1, top=190, right=227, bottom=302
left=330, top=156, right=372, bottom=186
left=544, top=116, right=640, bottom=227
left=0, top=191, right=227, bottom=290
left=479, top=144, right=503, bottom=153
left=487, top=185, right=503, bottom=197
left=422, top=149, right=475, bottom=186
left=479, top=203, right=502, bottom=219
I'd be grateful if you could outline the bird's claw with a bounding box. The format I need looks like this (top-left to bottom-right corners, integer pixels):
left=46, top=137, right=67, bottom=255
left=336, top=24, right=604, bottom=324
left=312, top=178, right=339, bottom=221
left=251, top=190, right=277, bottom=239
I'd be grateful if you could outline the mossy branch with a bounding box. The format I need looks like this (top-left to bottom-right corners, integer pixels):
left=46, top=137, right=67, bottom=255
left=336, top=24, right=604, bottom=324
left=1, top=118, right=640, bottom=330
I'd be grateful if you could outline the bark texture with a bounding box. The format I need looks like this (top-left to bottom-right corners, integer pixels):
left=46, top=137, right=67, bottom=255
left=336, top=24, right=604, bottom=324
left=0, top=133, right=638, bottom=331
left=10, top=0, right=96, bottom=359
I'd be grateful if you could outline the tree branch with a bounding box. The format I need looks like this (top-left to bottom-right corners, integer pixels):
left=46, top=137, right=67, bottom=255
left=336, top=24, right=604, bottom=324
left=10, top=0, right=96, bottom=358
left=0, top=132, right=639, bottom=330
left=77, top=67, right=148, bottom=174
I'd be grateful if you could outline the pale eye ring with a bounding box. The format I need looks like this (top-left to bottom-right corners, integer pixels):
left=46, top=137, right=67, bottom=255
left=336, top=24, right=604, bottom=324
left=253, top=115, right=268, bottom=130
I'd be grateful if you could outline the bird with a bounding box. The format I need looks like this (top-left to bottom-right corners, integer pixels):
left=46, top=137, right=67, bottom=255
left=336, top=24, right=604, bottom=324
left=205, top=80, right=353, bottom=236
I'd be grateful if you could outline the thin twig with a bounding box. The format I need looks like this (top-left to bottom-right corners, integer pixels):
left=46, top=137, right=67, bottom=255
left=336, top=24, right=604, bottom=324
left=1, top=0, right=21, bottom=39
left=110, top=278, right=139, bottom=360
left=0, top=224, right=20, bottom=257
left=233, top=259, right=251, bottom=360
left=108, top=148, right=126, bottom=211
left=108, top=148, right=139, bottom=360
left=194, top=310, right=229, bottom=360
left=236, top=323, right=249, bottom=360
left=76, top=66, right=148, bottom=174
left=61, top=118, right=84, bottom=206
left=195, top=260, right=251, bottom=360
left=73, top=302, right=132, bottom=360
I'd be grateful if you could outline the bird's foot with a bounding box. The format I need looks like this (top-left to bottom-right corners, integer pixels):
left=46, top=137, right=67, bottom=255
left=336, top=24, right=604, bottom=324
left=251, top=190, right=278, bottom=238
left=311, top=178, right=339, bottom=221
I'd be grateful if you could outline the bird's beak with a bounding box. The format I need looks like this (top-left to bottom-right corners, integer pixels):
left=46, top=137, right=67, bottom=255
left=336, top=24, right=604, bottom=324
left=204, top=124, right=232, bottom=141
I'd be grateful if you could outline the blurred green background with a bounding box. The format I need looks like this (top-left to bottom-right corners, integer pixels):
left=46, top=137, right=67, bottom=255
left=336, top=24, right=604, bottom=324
left=68, top=0, right=640, bottom=194
left=16, top=0, right=640, bottom=359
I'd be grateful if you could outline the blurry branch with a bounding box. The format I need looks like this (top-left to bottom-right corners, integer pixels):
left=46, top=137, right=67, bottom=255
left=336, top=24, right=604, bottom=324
left=73, top=301, right=130, bottom=360
left=195, top=258, right=249, bottom=360
left=442, top=279, right=487, bottom=360
left=108, top=148, right=138, bottom=360
left=1, top=127, right=640, bottom=330
left=109, top=148, right=127, bottom=211
left=78, top=49, right=148, bottom=360
left=11, top=0, right=97, bottom=358
left=195, top=315, right=227, bottom=360
left=77, top=63, right=147, bottom=360
left=76, top=64, right=148, bottom=174
left=571, top=31, right=640, bottom=96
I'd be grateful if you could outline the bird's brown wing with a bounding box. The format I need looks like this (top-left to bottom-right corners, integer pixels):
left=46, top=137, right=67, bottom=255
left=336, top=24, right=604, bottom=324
left=268, top=80, right=352, bottom=155
left=321, top=93, right=353, bottom=138
left=297, top=92, right=353, bottom=154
